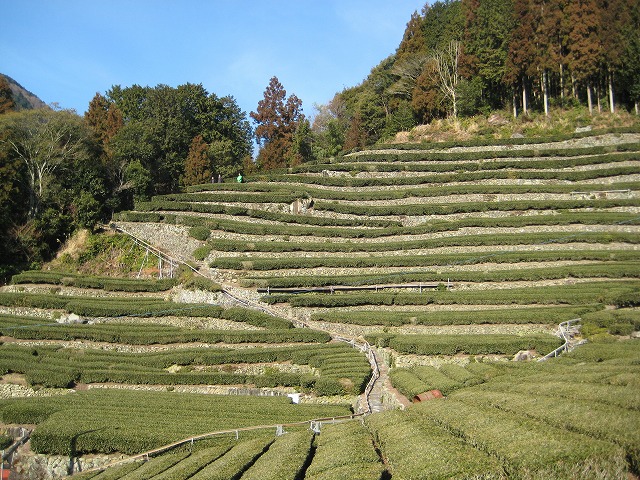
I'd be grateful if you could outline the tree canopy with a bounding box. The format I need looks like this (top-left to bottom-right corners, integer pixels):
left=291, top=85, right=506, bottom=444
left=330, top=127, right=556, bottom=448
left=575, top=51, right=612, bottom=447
left=105, top=83, right=252, bottom=197
left=251, top=76, right=310, bottom=170
left=311, top=0, right=640, bottom=152
left=0, top=82, right=253, bottom=279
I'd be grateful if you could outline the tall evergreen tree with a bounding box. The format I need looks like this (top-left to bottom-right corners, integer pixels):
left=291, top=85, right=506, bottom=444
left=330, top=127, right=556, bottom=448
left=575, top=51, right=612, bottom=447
left=462, top=0, right=514, bottom=109
left=85, top=93, right=123, bottom=160
left=505, top=0, right=538, bottom=116
left=183, top=135, right=211, bottom=186
left=566, top=0, right=602, bottom=114
left=251, top=76, right=306, bottom=169
left=396, top=11, right=427, bottom=60
left=536, top=0, right=568, bottom=111
left=598, top=0, right=626, bottom=112
left=619, top=0, right=640, bottom=113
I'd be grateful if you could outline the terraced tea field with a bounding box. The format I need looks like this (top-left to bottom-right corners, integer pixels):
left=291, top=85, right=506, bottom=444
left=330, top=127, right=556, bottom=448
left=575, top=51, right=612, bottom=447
left=1, top=130, right=639, bottom=478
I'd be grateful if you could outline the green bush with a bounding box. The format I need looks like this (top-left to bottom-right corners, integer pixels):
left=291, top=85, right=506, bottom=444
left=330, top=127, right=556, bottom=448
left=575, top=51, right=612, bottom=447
left=388, top=369, right=429, bottom=398
left=0, top=435, right=12, bottom=450
left=215, top=250, right=640, bottom=271
left=9, top=390, right=349, bottom=455
left=241, top=430, right=313, bottom=480
left=181, top=274, right=221, bottom=292
left=189, top=226, right=211, bottom=241
left=409, top=399, right=627, bottom=479
left=313, top=377, right=346, bottom=396
left=365, top=333, right=562, bottom=356
left=192, top=245, right=212, bottom=260
left=305, top=421, right=384, bottom=480
left=221, top=307, right=292, bottom=329
left=366, top=410, right=505, bottom=480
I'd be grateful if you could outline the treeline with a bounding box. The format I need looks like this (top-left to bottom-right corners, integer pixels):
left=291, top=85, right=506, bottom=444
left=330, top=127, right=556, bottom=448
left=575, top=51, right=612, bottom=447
left=311, top=0, right=640, bottom=154
left=0, top=81, right=252, bottom=279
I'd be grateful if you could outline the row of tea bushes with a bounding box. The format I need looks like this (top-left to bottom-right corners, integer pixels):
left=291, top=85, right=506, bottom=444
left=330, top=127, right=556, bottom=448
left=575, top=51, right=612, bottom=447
left=186, top=180, right=639, bottom=201
left=365, top=409, right=504, bottom=479
left=214, top=249, right=640, bottom=271
left=247, top=263, right=640, bottom=289
left=208, top=231, right=640, bottom=253
left=0, top=292, right=292, bottom=329
left=389, top=365, right=484, bottom=398
left=364, top=126, right=640, bottom=151
left=263, top=165, right=640, bottom=188
left=0, top=316, right=327, bottom=345
left=310, top=305, right=599, bottom=327
left=293, top=151, right=640, bottom=174
left=266, top=281, right=640, bottom=308
left=313, top=198, right=640, bottom=217
left=305, top=421, right=385, bottom=480
left=134, top=200, right=400, bottom=229
left=365, top=333, right=562, bottom=356
left=580, top=309, right=640, bottom=336
left=116, top=210, right=640, bottom=240
left=10, top=271, right=179, bottom=292
left=0, top=389, right=351, bottom=456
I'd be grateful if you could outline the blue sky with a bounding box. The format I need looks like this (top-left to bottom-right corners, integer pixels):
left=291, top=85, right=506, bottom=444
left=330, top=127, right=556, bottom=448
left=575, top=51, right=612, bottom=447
left=1, top=1, right=423, bottom=120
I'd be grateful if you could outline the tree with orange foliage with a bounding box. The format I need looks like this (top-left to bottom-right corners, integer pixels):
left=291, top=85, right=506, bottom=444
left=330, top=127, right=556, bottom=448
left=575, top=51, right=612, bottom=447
left=183, top=135, right=211, bottom=186
left=251, top=77, right=307, bottom=170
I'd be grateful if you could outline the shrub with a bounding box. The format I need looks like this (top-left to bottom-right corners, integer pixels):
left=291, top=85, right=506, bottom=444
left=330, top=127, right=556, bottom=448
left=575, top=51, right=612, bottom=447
left=240, top=430, right=313, bottom=480
left=365, top=333, right=562, bottom=356
left=192, top=245, right=212, bottom=261
left=0, top=435, right=12, bottom=451
left=181, top=275, right=221, bottom=292
left=305, top=421, right=384, bottom=480
left=410, top=399, right=627, bottom=479
left=189, top=437, right=273, bottom=480
left=366, top=410, right=505, bottom=479
left=189, top=226, right=211, bottom=241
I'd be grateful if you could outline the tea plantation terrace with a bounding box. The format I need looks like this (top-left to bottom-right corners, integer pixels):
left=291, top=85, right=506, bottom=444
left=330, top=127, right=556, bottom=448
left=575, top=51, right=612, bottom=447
left=0, top=129, right=638, bottom=479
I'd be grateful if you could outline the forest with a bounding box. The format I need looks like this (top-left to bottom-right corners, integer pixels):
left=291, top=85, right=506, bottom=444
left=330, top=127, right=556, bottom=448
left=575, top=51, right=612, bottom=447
left=0, top=0, right=638, bottom=278
left=313, top=0, right=640, bottom=153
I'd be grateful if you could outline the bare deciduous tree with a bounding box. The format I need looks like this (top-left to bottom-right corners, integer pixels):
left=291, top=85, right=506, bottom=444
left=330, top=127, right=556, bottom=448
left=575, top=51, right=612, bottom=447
left=2, top=109, right=86, bottom=218
left=431, top=40, right=462, bottom=118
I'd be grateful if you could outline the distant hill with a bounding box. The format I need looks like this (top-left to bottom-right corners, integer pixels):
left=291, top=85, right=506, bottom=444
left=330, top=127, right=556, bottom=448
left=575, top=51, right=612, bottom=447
left=1, top=73, right=48, bottom=110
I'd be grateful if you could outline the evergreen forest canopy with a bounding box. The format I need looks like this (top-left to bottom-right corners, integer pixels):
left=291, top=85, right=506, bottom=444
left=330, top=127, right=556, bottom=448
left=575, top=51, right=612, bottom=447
left=0, top=0, right=639, bottom=278
left=312, top=0, right=640, bottom=152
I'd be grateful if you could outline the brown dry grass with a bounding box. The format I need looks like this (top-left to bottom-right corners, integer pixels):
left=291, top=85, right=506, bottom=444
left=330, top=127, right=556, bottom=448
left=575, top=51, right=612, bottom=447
left=388, top=108, right=640, bottom=145
left=54, top=228, right=89, bottom=260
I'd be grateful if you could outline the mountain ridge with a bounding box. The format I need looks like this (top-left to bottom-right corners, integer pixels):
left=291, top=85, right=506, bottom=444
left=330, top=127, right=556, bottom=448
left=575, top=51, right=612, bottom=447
left=1, top=73, right=48, bottom=110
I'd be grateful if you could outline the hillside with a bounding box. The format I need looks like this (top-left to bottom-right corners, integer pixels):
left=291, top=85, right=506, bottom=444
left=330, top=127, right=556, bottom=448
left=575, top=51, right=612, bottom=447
left=0, top=128, right=638, bottom=478
left=0, top=73, right=48, bottom=110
